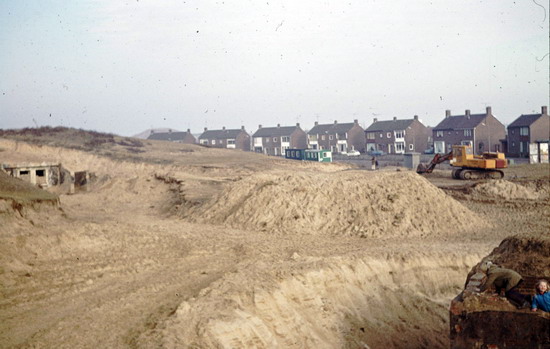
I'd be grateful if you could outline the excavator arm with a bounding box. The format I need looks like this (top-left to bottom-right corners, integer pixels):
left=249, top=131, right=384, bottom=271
left=416, top=151, right=453, bottom=174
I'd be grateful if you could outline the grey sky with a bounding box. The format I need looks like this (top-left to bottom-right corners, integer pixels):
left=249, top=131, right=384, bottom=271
left=0, top=0, right=548, bottom=136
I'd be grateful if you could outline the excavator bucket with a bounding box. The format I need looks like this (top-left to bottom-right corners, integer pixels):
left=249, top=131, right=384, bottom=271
left=416, top=163, right=428, bottom=174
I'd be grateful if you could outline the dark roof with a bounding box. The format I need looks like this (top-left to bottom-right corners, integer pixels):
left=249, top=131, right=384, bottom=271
left=307, top=122, right=358, bottom=135
left=365, top=119, right=414, bottom=132
left=147, top=132, right=192, bottom=141
left=199, top=129, right=247, bottom=139
left=252, top=125, right=301, bottom=137
left=508, top=114, right=545, bottom=128
left=434, top=114, right=486, bottom=130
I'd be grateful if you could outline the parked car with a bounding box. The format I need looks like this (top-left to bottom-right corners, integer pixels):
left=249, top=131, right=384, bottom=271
left=368, top=150, right=385, bottom=156
left=423, top=148, right=434, bottom=154
left=345, top=150, right=361, bottom=156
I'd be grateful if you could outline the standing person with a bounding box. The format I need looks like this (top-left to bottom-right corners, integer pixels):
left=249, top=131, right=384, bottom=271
left=479, top=262, right=531, bottom=309
left=531, top=279, right=550, bottom=312
left=371, top=157, right=376, bottom=170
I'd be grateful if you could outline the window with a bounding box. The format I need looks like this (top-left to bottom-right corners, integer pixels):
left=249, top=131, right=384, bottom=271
left=366, top=132, right=375, bottom=140
left=266, top=138, right=270, bottom=143
left=436, top=131, right=443, bottom=137
left=379, top=133, right=383, bottom=138
left=227, top=139, right=235, bottom=145
left=387, top=132, right=392, bottom=138
left=200, top=139, right=208, bottom=145
left=329, top=135, right=333, bottom=140
left=519, top=142, right=523, bottom=152
left=282, top=136, right=290, bottom=142
left=511, top=130, right=514, bottom=135
left=394, top=130, right=404, bottom=138
left=408, top=144, right=414, bottom=151
left=273, top=137, right=278, bottom=142
left=211, top=140, right=216, bottom=145
left=520, top=127, right=529, bottom=136
left=464, top=129, right=472, bottom=137
left=321, top=135, right=326, bottom=140
left=308, top=134, right=317, bottom=141
left=395, top=142, right=405, bottom=152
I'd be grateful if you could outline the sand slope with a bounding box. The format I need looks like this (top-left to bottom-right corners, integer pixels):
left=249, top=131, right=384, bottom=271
left=186, top=170, right=488, bottom=238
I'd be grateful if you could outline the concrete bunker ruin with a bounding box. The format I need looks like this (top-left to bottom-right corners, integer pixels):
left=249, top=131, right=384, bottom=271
left=1, top=162, right=90, bottom=194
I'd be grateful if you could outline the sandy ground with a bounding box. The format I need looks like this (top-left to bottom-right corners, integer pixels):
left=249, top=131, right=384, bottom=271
left=0, top=138, right=549, bottom=349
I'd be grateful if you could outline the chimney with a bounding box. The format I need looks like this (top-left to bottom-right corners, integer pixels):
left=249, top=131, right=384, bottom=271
left=296, top=122, right=300, bottom=127
left=354, top=119, right=358, bottom=124
left=151, top=130, right=154, bottom=134
left=204, top=127, right=207, bottom=131
left=334, top=120, right=338, bottom=124
left=314, top=121, right=318, bottom=126
left=486, top=106, right=492, bottom=115
left=222, top=126, right=226, bottom=130
left=187, top=128, right=190, bottom=133
left=542, top=106, right=548, bottom=115
left=258, top=124, right=262, bottom=129
left=373, top=118, right=378, bottom=123
left=445, top=110, right=451, bottom=118
left=393, top=116, right=397, bottom=121
left=169, top=129, right=172, bottom=133
left=414, top=115, right=418, bottom=121
left=277, top=123, right=280, bottom=128
left=465, top=110, right=471, bottom=119
left=241, top=125, right=245, bottom=130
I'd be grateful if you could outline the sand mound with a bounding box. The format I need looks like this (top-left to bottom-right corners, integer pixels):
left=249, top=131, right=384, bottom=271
left=478, top=233, right=550, bottom=276
left=186, top=170, right=487, bottom=237
left=470, top=180, right=541, bottom=200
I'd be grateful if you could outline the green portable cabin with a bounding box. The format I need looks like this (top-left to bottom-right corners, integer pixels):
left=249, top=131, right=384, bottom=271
left=305, top=149, right=332, bottom=162
left=285, top=148, right=306, bottom=160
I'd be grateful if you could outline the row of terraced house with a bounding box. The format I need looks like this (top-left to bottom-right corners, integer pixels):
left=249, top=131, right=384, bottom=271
left=147, top=106, right=549, bottom=158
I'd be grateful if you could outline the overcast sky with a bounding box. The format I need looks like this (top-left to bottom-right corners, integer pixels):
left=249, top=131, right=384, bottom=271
left=1, top=0, right=548, bottom=136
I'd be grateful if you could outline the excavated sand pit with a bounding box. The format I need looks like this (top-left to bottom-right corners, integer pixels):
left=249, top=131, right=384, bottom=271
left=159, top=252, right=483, bottom=349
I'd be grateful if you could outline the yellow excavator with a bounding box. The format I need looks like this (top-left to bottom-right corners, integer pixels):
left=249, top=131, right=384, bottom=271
left=417, top=145, right=507, bottom=179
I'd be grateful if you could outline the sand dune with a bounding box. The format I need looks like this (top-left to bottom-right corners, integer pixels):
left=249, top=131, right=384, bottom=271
left=0, top=136, right=548, bottom=349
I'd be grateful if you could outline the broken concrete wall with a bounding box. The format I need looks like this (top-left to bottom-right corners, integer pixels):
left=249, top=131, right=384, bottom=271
left=450, top=307, right=550, bottom=349
left=450, top=234, right=550, bottom=349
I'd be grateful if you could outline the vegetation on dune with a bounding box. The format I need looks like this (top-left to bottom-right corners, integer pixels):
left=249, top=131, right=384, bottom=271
left=0, top=126, right=144, bottom=152
left=0, top=171, right=58, bottom=203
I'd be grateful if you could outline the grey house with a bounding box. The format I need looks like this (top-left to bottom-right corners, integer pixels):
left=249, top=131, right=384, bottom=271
left=147, top=129, right=196, bottom=144
left=252, top=123, right=307, bottom=156
left=432, top=107, right=505, bottom=154
left=507, top=106, right=549, bottom=157
left=307, top=120, right=366, bottom=154
left=365, top=115, right=431, bottom=154
left=198, top=126, right=251, bottom=151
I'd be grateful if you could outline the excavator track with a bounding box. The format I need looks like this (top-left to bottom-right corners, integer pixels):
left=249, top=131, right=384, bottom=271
left=457, top=169, right=504, bottom=180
